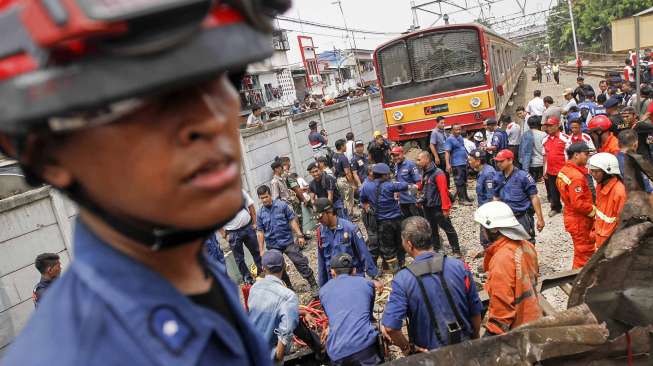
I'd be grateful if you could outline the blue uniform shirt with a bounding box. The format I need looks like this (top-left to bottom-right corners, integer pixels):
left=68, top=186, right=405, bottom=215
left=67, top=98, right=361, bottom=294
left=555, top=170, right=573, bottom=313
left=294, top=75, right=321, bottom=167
left=4, top=220, right=271, bottom=366
left=493, top=168, right=538, bottom=213
left=351, top=153, right=369, bottom=183
left=205, top=233, right=226, bottom=269
left=359, top=179, right=408, bottom=220
left=444, top=135, right=468, bottom=167
left=333, top=153, right=351, bottom=179
left=257, top=199, right=296, bottom=249
left=309, top=131, right=327, bottom=149
left=317, top=218, right=379, bottom=286
left=395, top=159, right=421, bottom=204
left=320, top=275, right=378, bottom=361
left=476, top=164, right=497, bottom=205
left=429, top=128, right=448, bottom=154
left=382, top=252, right=482, bottom=350
left=491, top=129, right=508, bottom=152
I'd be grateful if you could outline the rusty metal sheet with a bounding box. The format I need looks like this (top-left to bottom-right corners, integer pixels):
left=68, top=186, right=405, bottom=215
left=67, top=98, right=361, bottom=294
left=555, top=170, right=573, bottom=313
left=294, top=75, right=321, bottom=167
left=384, top=305, right=609, bottom=366
left=568, top=191, right=653, bottom=339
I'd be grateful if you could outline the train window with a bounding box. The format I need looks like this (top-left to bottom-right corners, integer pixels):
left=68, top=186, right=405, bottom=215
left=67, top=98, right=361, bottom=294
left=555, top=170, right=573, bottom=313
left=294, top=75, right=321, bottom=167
left=407, top=29, right=482, bottom=82
left=377, top=41, right=412, bottom=87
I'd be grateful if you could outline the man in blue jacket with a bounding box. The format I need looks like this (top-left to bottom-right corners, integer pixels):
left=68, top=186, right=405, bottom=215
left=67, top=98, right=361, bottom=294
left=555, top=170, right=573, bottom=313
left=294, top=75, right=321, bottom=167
left=392, top=146, right=422, bottom=217
left=360, top=163, right=415, bottom=272
left=467, top=149, right=496, bottom=247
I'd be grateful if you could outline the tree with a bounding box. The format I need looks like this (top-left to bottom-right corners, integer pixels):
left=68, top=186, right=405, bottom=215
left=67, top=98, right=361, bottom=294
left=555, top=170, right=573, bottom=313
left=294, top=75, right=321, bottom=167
left=546, top=0, right=653, bottom=55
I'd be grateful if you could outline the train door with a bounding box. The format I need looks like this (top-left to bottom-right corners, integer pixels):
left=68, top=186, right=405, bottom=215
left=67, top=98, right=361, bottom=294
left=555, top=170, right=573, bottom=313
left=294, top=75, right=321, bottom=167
left=489, top=43, right=500, bottom=115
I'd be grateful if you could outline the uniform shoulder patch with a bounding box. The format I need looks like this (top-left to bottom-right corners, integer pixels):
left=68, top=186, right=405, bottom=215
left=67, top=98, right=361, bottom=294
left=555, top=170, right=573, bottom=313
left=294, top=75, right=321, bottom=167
left=356, top=230, right=363, bottom=239
left=486, top=181, right=494, bottom=189
left=526, top=174, right=535, bottom=183
left=574, top=186, right=582, bottom=193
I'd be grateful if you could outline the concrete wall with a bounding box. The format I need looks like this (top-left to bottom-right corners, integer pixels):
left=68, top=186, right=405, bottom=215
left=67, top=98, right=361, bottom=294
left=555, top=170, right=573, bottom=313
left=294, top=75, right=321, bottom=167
left=240, top=94, right=384, bottom=206
left=0, top=187, right=76, bottom=356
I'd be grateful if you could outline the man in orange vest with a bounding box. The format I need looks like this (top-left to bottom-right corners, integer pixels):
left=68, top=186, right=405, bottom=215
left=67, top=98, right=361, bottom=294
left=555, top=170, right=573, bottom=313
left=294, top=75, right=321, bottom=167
left=556, top=142, right=596, bottom=268
left=474, top=201, right=542, bottom=335
left=588, top=115, right=619, bottom=155
left=588, top=153, right=627, bottom=248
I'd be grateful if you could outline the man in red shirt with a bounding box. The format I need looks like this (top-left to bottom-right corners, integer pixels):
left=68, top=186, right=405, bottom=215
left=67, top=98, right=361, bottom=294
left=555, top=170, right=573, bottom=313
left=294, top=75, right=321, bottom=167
left=542, top=117, right=570, bottom=216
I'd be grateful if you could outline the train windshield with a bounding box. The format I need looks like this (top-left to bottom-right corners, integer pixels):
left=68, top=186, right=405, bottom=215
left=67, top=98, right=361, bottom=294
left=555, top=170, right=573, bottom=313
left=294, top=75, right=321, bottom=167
left=377, top=28, right=486, bottom=103
left=408, top=30, right=482, bottom=81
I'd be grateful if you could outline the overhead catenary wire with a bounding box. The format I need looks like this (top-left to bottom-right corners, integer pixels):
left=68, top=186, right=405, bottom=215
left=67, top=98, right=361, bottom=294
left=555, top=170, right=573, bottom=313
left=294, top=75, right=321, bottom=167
left=276, top=15, right=403, bottom=36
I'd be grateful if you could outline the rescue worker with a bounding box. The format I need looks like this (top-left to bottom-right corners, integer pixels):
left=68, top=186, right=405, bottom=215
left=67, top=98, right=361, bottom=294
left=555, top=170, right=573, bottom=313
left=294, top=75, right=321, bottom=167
left=279, top=156, right=309, bottom=239
left=468, top=149, right=496, bottom=248
left=382, top=216, right=482, bottom=354
left=314, top=198, right=379, bottom=286
left=333, top=138, right=360, bottom=219
left=220, top=189, right=262, bottom=284
left=0, top=1, right=290, bottom=364
left=391, top=146, right=422, bottom=217
left=368, top=131, right=390, bottom=165
left=32, top=253, right=61, bottom=307
left=415, top=151, right=460, bottom=255
left=256, top=185, right=318, bottom=292
left=308, top=162, right=348, bottom=219
left=556, top=142, right=596, bottom=269
left=542, top=116, right=570, bottom=217
left=589, top=153, right=627, bottom=248
left=492, top=150, right=545, bottom=243
left=270, top=160, right=293, bottom=203
left=351, top=140, right=369, bottom=184
left=429, top=116, right=450, bottom=187
left=474, top=201, right=543, bottom=335
left=320, top=253, right=382, bottom=365
left=360, top=163, right=414, bottom=272
left=588, top=115, right=620, bottom=155
left=445, top=124, right=473, bottom=205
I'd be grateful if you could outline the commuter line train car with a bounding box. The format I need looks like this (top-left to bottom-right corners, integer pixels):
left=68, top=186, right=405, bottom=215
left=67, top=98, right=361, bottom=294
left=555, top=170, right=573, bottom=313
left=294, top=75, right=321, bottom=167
left=373, top=23, right=524, bottom=144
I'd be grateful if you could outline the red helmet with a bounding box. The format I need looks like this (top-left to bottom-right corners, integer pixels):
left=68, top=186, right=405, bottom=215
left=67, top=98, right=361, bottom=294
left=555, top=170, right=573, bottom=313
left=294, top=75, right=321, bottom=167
left=587, top=115, right=612, bottom=132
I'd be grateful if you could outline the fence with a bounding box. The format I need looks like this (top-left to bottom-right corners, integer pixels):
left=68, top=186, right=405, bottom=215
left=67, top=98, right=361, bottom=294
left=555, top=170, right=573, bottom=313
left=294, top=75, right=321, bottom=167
left=0, top=94, right=386, bottom=357
left=239, top=94, right=385, bottom=205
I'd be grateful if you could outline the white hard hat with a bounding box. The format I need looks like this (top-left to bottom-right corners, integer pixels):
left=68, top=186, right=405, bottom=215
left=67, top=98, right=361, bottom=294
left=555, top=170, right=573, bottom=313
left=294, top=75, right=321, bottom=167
left=474, top=201, right=519, bottom=229
left=474, top=201, right=530, bottom=241
left=473, top=131, right=484, bottom=141
left=588, top=152, right=621, bottom=176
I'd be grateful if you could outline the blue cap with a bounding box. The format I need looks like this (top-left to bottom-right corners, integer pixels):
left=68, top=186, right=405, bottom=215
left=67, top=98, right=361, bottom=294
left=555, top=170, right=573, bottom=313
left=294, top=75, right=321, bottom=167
left=469, top=149, right=487, bottom=160
left=604, top=97, right=620, bottom=109
left=262, top=250, right=284, bottom=272
left=330, top=253, right=354, bottom=269
left=568, top=111, right=581, bottom=122
left=372, top=163, right=391, bottom=175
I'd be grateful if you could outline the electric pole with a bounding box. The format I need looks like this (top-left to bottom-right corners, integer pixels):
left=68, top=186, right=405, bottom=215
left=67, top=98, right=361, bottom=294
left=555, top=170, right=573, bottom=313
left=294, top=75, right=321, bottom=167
left=333, top=0, right=364, bottom=87
left=566, top=0, right=580, bottom=64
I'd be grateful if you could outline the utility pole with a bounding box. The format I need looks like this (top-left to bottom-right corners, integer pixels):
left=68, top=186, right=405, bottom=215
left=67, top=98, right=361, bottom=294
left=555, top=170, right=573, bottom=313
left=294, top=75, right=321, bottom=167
left=566, top=0, right=580, bottom=65
left=333, top=0, right=364, bottom=87
left=410, top=0, right=420, bottom=31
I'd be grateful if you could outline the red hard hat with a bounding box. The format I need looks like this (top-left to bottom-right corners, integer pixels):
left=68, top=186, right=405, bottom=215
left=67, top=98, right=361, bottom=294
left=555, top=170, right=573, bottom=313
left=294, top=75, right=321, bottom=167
left=588, top=115, right=612, bottom=132
left=543, top=116, right=560, bottom=126
left=494, top=149, right=514, bottom=161
left=391, top=146, right=404, bottom=155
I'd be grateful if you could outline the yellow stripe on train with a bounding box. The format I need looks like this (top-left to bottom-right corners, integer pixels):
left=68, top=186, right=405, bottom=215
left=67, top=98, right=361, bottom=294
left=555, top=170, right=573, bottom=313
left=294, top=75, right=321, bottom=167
left=384, top=90, right=494, bottom=126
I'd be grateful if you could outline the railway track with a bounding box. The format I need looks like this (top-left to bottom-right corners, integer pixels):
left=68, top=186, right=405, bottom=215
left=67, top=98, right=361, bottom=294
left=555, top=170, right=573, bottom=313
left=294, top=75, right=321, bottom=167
left=558, top=64, right=620, bottom=78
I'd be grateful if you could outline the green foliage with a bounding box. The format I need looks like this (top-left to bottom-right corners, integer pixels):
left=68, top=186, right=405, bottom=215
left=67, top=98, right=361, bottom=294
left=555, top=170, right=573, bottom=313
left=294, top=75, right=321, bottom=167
left=546, top=0, right=653, bottom=54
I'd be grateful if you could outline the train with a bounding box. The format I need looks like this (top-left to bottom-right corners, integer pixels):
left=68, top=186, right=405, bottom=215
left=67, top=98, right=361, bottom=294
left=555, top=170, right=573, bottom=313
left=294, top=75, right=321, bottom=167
left=373, top=23, right=524, bottom=144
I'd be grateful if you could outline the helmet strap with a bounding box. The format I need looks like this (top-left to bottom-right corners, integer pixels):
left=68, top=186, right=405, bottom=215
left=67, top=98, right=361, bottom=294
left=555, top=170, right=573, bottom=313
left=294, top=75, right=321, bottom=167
left=65, top=181, right=237, bottom=250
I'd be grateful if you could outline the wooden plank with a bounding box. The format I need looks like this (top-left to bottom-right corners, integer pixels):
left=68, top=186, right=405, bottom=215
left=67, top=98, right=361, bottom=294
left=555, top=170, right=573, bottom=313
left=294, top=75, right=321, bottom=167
left=560, top=283, right=573, bottom=296
left=538, top=293, right=558, bottom=316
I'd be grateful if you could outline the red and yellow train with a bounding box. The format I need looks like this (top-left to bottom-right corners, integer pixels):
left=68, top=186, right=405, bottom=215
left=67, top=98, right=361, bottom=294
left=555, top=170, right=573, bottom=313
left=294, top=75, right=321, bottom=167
left=373, top=23, right=523, bottom=143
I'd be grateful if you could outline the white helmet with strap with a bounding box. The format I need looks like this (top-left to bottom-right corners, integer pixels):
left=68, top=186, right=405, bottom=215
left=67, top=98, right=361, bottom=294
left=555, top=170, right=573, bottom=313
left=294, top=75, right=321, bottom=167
left=588, top=152, right=621, bottom=176
left=474, top=201, right=529, bottom=241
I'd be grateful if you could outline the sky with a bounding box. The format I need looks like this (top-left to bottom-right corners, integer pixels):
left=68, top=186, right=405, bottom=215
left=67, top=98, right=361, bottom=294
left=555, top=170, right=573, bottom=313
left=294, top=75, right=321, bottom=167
left=278, top=0, right=555, bottom=65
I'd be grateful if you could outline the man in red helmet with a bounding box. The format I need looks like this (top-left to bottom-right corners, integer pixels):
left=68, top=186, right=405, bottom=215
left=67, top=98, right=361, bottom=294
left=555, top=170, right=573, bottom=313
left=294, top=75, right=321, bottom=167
left=588, top=115, right=619, bottom=155
left=542, top=116, right=570, bottom=217
left=0, top=1, right=290, bottom=365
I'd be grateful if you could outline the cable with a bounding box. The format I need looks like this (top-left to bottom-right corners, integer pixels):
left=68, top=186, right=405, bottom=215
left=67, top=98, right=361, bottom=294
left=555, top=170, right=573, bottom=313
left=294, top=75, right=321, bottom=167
left=276, top=15, right=402, bottom=36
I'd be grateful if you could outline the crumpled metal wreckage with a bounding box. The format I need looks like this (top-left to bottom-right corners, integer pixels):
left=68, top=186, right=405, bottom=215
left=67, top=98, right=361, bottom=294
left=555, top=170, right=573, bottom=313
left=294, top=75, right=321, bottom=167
left=386, top=153, right=653, bottom=365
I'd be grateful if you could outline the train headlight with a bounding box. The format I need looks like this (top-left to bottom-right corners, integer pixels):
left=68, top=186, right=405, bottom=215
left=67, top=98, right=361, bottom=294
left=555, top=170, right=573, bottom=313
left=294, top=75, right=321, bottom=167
left=470, top=97, right=482, bottom=108
left=393, top=111, right=404, bottom=121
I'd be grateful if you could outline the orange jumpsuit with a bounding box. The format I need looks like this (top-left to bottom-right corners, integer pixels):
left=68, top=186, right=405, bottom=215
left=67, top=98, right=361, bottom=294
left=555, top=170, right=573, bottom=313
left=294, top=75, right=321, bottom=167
left=556, top=161, right=596, bottom=268
left=484, top=236, right=542, bottom=335
left=598, top=134, right=619, bottom=155
left=593, top=177, right=626, bottom=248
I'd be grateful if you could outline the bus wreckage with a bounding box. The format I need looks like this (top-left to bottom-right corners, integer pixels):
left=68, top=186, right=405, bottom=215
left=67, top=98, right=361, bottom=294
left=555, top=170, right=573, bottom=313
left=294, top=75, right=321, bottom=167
left=388, top=152, right=653, bottom=365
